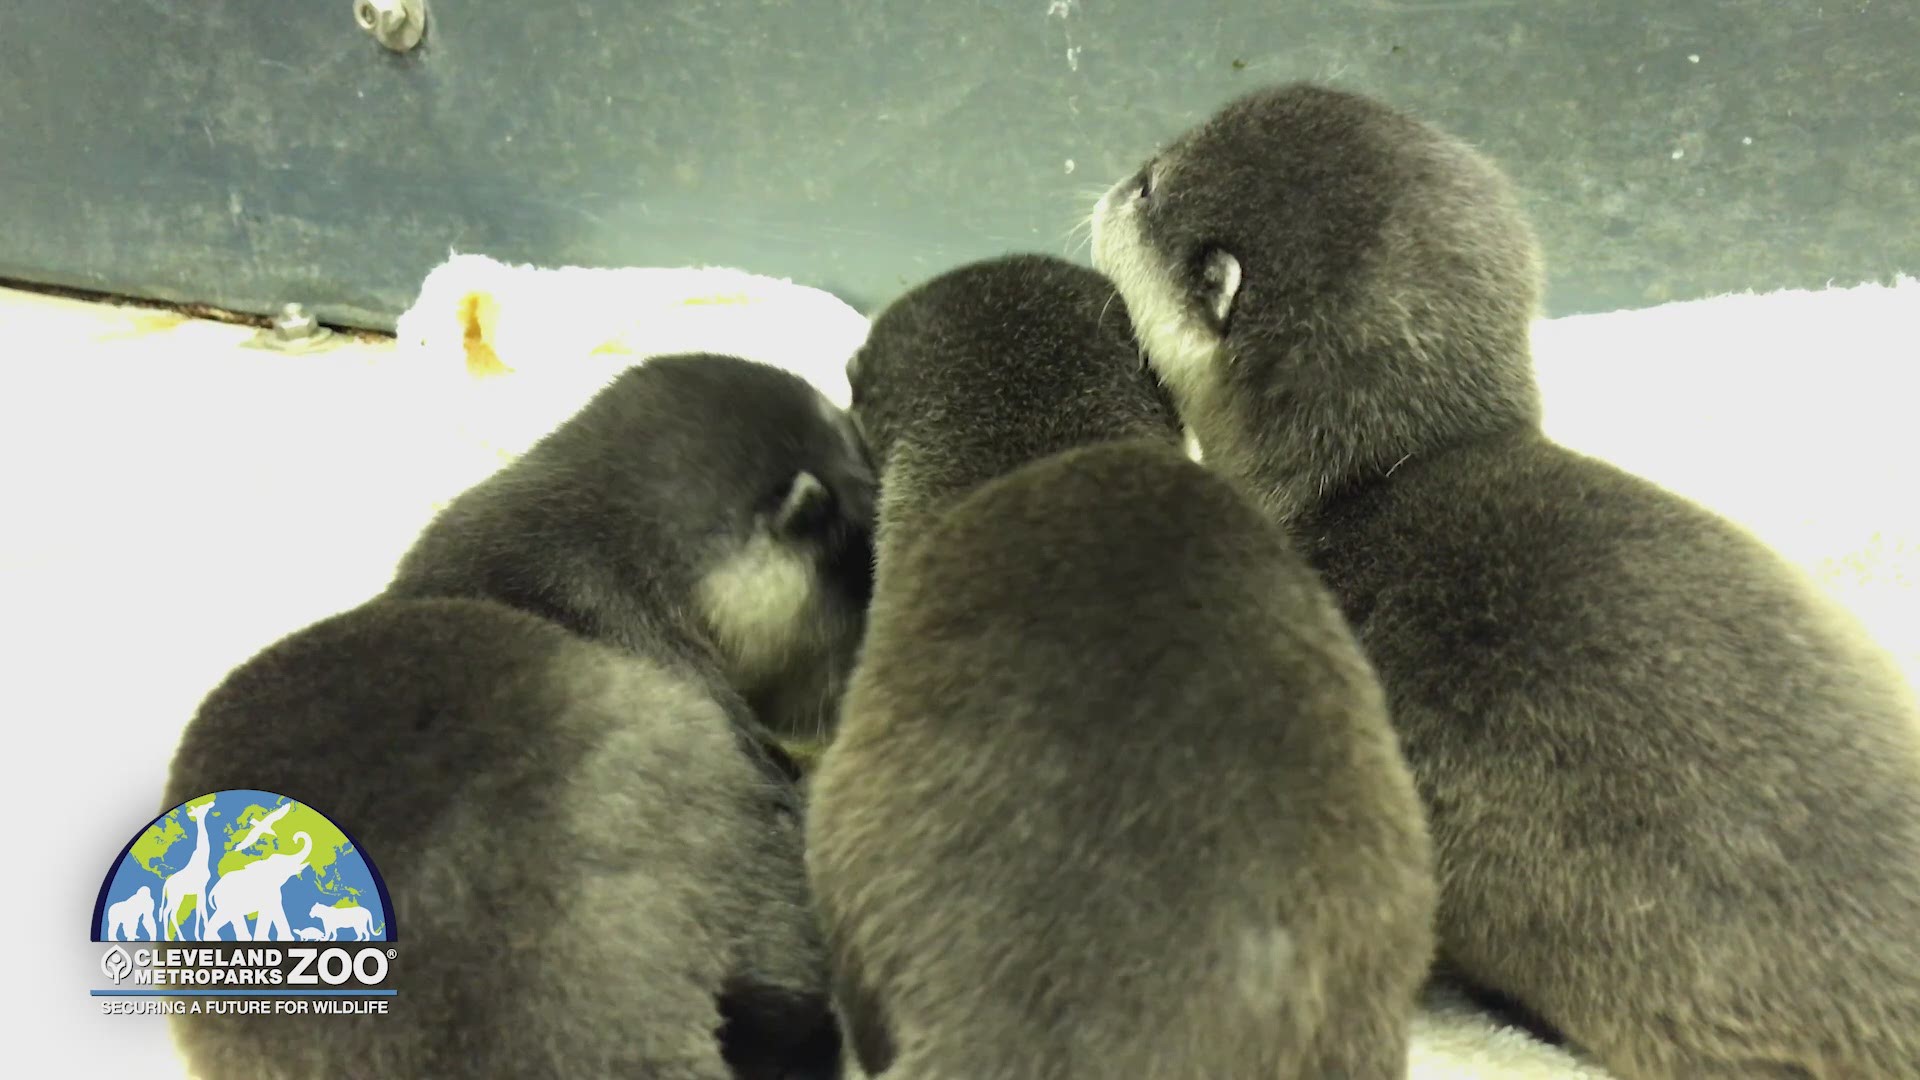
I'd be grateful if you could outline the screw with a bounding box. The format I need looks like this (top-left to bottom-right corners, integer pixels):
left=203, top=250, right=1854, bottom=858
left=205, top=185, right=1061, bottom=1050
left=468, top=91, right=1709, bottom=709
left=354, top=0, right=427, bottom=53
left=272, top=303, right=321, bottom=342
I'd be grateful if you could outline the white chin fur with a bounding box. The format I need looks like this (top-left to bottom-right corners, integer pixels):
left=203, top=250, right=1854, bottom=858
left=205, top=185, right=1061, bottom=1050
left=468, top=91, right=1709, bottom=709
left=696, top=536, right=820, bottom=690
left=1090, top=198, right=1227, bottom=407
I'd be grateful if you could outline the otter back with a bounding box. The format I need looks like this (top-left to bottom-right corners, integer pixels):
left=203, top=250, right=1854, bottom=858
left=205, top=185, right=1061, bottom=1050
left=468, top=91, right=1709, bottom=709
left=808, top=438, right=1435, bottom=1080
left=166, top=597, right=839, bottom=1080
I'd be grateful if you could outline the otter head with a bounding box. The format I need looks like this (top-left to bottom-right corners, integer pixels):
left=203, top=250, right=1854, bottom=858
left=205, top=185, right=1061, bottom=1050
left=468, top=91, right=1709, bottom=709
left=639, top=357, right=875, bottom=738
left=845, top=254, right=1181, bottom=542
left=1092, top=82, right=1545, bottom=520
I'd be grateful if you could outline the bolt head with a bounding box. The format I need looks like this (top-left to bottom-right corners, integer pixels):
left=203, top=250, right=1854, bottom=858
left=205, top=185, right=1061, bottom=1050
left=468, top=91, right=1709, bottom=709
left=272, top=303, right=319, bottom=341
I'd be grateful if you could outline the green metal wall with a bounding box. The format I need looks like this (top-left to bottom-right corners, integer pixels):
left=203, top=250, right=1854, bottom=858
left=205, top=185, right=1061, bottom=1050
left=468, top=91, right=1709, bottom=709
left=2, top=1, right=1914, bottom=328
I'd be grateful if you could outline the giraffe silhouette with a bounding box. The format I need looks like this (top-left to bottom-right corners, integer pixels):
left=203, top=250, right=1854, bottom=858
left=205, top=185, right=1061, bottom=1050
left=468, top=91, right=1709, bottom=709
left=202, top=832, right=313, bottom=942
left=159, top=801, right=215, bottom=940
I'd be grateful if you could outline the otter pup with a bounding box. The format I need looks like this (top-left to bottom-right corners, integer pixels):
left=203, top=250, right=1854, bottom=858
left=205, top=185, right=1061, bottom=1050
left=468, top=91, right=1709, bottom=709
left=386, top=353, right=876, bottom=743
left=1093, top=81, right=1920, bottom=1078
left=165, top=597, right=839, bottom=1079
left=807, top=254, right=1436, bottom=1079
left=164, top=353, right=880, bottom=1077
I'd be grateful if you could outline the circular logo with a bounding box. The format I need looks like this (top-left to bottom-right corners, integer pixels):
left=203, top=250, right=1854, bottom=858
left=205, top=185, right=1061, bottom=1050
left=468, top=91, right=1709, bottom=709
left=92, top=790, right=394, bottom=943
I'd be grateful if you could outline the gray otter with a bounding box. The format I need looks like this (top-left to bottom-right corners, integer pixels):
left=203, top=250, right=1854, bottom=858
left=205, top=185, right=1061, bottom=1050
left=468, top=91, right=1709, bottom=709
left=165, top=598, right=839, bottom=1079
left=387, top=353, right=876, bottom=744
left=807, top=253, right=1435, bottom=1079
left=1093, top=81, right=1920, bottom=1078
left=166, top=354, right=879, bottom=1077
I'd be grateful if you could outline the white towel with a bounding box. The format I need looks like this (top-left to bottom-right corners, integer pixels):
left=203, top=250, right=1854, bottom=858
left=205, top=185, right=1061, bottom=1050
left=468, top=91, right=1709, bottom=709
left=394, top=251, right=872, bottom=465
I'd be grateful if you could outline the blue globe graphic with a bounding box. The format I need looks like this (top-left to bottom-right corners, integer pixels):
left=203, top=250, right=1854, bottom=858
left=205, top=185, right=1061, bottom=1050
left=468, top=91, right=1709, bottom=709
left=94, top=789, right=392, bottom=943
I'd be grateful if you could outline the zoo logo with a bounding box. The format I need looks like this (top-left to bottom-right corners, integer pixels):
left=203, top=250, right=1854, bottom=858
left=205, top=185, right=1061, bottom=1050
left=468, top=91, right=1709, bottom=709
left=92, top=789, right=395, bottom=944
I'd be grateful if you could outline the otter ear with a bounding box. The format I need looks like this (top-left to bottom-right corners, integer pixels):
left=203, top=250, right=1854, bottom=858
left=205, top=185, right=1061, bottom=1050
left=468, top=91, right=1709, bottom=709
left=1200, top=249, right=1242, bottom=329
left=772, top=471, right=832, bottom=538
left=844, top=349, right=866, bottom=404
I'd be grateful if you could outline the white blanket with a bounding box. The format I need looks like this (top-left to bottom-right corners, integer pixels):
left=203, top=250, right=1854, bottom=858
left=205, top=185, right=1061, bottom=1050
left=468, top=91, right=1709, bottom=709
left=8, top=256, right=1913, bottom=1076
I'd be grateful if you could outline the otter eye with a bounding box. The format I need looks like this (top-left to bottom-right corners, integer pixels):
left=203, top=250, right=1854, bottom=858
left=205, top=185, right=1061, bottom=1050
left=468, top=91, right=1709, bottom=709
left=1134, top=165, right=1155, bottom=201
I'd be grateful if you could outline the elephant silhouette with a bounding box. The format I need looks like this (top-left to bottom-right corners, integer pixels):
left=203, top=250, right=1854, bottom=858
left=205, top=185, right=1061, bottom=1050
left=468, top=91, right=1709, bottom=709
left=106, top=886, right=158, bottom=941
left=202, top=832, right=313, bottom=942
